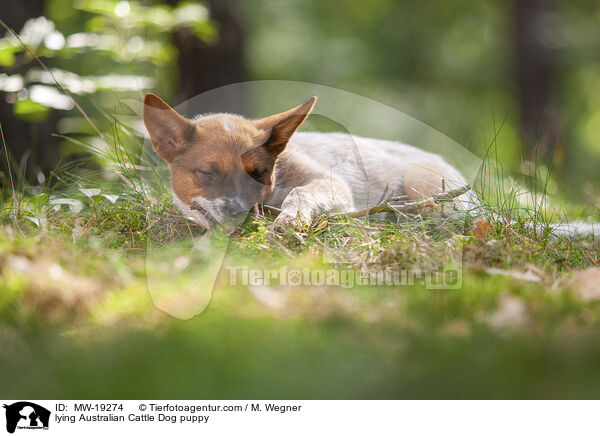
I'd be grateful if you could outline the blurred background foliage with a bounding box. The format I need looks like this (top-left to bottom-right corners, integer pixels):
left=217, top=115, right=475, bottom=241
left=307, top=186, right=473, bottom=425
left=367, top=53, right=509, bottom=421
left=0, top=0, right=599, bottom=201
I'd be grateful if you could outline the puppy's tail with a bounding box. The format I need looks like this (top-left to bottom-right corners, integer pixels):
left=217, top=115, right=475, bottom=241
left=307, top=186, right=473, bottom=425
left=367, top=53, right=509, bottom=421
left=410, top=169, right=599, bottom=239
left=533, top=221, right=599, bottom=238
left=482, top=213, right=599, bottom=239
left=469, top=202, right=599, bottom=239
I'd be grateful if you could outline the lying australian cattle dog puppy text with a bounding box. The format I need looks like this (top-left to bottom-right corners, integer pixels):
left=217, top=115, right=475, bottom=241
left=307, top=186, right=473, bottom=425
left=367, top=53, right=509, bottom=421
left=142, top=93, right=597, bottom=237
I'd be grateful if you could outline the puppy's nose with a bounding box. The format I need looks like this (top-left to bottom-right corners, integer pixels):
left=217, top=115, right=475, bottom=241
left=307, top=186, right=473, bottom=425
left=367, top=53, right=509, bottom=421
left=227, top=198, right=250, bottom=221
left=226, top=198, right=252, bottom=219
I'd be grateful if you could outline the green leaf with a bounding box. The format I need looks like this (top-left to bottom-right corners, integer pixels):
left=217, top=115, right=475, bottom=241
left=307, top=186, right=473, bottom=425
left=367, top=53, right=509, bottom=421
left=49, top=198, right=84, bottom=213
left=101, top=194, right=120, bottom=204
left=24, top=216, right=46, bottom=227
left=13, top=99, right=51, bottom=122
left=0, top=45, right=17, bottom=67
left=80, top=188, right=102, bottom=198
left=30, top=193, right=49, bottom=210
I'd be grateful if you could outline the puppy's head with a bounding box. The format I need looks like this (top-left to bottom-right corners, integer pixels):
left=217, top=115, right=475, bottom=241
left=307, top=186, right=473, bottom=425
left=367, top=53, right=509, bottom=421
left=143, top=93, right=316, bottom=228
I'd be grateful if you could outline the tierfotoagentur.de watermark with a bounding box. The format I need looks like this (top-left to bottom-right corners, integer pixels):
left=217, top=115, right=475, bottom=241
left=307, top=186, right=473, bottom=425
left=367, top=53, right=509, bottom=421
left=226, top=265, right=462, bottom=289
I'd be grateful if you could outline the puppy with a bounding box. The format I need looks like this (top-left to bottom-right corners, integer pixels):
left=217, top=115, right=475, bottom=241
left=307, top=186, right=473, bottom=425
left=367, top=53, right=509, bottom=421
left=142, top=93, right=478, bottom=230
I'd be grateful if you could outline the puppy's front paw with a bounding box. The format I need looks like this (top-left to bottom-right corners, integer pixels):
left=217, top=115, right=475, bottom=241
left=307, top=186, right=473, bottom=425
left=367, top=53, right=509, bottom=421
left=274, top=208, right=312, bottom=231
left=274, top=188, right=320, bottom=231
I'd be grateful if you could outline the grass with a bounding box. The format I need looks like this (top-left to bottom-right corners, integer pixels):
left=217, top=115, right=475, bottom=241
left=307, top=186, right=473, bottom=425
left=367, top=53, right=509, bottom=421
left=1, top=117, right=599, bottom=399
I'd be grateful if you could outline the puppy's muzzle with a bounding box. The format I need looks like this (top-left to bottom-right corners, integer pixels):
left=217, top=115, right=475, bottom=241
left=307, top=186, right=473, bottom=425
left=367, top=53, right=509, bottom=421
left=191, top=196, right=254, bottom=228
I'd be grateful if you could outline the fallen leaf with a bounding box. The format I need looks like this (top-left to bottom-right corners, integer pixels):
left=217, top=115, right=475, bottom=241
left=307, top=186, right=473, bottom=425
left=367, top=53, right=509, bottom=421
left=472, top=218, right=491, bottom=240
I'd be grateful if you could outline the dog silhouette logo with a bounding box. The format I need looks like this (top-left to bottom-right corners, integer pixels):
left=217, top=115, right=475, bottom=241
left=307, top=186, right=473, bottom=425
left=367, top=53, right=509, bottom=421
left=3, top=402, right=50, bottom=433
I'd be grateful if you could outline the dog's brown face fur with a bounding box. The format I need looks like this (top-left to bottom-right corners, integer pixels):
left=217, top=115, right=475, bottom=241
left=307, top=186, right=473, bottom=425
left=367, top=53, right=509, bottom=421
left=143, top=93, right=316, bottom=227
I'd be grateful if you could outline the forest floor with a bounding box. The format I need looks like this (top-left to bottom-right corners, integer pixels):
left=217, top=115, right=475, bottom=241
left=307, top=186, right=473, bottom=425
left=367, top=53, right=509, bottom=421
left=1, top=182, right=599, bottom=398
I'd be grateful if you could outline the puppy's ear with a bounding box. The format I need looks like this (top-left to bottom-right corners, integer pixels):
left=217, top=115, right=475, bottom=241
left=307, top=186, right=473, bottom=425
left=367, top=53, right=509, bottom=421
left=254, top=96, right=317, bottom=158
left=143, top=93, right=193, bottom=162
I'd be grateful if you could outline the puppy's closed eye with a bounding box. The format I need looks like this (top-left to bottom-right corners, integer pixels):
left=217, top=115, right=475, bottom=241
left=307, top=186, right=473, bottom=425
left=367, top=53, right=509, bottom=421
left=193, top=169, right=217, bottom=180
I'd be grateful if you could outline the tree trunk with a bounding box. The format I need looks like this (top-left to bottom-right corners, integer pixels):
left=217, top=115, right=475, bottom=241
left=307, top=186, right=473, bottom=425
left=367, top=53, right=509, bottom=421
left=0, top=0, right=62, bottom=185
left=165, top=0, right=246, bottom=110
left=511, top=0, right=560, bottom=163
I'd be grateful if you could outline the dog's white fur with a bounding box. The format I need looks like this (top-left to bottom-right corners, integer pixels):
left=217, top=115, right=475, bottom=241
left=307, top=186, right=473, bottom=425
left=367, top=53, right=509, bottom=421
left=267, top=132, right=475, bottom=225
left=265, top=133, right=597, bottom=237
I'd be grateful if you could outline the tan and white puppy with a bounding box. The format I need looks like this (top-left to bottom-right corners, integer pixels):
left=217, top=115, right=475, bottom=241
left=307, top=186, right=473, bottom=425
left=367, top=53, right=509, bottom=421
left=142, top=93, right=476, bottom=229
left=142, top=93, right=600, bottom=238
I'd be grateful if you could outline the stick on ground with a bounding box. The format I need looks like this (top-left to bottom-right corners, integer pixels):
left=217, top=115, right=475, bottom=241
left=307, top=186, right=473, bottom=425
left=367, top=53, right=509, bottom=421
left=329, top=184, right=471, bottom=219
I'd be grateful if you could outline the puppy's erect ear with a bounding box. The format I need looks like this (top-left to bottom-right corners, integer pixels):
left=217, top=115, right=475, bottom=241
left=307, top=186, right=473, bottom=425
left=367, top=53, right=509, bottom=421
left=143, top=93, right=193, bottom=162
left=254, top=96, right=317, bottom=158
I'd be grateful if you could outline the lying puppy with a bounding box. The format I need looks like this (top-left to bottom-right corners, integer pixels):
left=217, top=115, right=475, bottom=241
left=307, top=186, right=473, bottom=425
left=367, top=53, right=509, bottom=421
left=143, top=93, right=598, bottom=237
left=143, top=94, right=475, bottom=229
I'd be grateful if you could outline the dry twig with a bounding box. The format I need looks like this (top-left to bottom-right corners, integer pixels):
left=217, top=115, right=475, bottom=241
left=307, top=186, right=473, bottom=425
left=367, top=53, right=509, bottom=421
left=329, top=185, right=471, bottom=219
